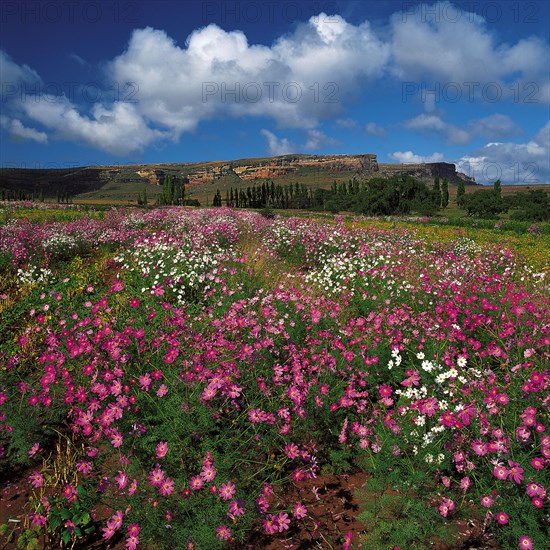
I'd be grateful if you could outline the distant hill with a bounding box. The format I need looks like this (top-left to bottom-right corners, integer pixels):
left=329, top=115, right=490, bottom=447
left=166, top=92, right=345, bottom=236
left=0, top=154, right=479, bottom=203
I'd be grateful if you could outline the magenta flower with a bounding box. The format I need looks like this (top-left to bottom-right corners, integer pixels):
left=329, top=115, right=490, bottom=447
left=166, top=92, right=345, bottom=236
left=518, top=536, right=533, bottom=549
left=228, top=499, right=245, bottom=519
left=507, top=461, right=524, bottom=484
left=216, top=525, right=231, bottom=541
left=149, top=467, right=165, bottom=487
left=220, top=481, right=236, bottom=500
left=493, top=465, right=508, bottom=480
left=159, top=477, right=174, bottom=496
left=127, top=524, right=140, bottom=537
left=495, top=512, right=509, bottom=525
left=480, top=495, right=494, bottom=508
left=190, top=475, right=204, bottom=490
left=531, top=497, right=543, bottom=508
left=115, top=471, right=128, bottom=490
left=62, top=484, right=77, bottom=503
left=460, top=477, right=471, bottom=491
left=156, top=441, right=168, bottom=458
left=129, top=479, right=138, bottom=495
left=200, top=466, right=216, bottom=482
left=263, top=514, right=278, bottom=535
left=293, top=502, right=307, bottom=519
left=29, top=471, right=44, bottom=488
left=531, top=457, right=544, bottom=470
left=110, top=431, right=123, bottom=448
left=125, top=535, right=139, bottom=550
left=28, top=443, right=41, bottom=457
left=276, top=512, right=290, bottom=532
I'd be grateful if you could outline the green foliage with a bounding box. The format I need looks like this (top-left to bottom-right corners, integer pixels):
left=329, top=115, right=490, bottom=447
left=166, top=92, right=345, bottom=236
left=356, top=478, right=455, bottom=549
left=463, top=189, right=507, bottom=218
left=441, top=177, right=449, bottom=208
left=456, top=179, right=466, bottom=206
left=507, top=189, right=550, bottom=221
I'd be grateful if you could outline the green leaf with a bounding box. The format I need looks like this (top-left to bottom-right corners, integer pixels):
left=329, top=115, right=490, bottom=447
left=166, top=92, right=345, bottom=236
left=60, top=508, right=72, bottom=520
left=80, top=512, right=91, bottom=525
left=62, top=530, right=71, bottom=545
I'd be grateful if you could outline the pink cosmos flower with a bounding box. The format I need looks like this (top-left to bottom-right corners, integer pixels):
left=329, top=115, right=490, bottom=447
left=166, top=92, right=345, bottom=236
left=28, top=443, right=41, bottom=457
left=263, top=514, right=278, bottom=535
left=480, top=495, right=494, bottom=508
left=460, top=477, right=471, bottom=491
left=507, top=461, right=524, bottom=484
left=220, top=481, right=236, bottom=501
left=228, top=499, right=245, bottom=519
left=156, top=442, right=168, bottom=458
left=200, top=466, right=216, bottom=482
left=276, top=512, right=290, bottom=532
left=29, top=471, right=44, bottom=488
left=531, top=457, right=544, bottom=470
left=493, top=465, right=508, bottom=480
left=102, top=525, right=116, bottom=540
left=190, top=476, right=204, bottom=490
left=156, top=384, right=168, bottom=397
left=216, top=525, right=231, bottom=541
left=127, top=524, right=140, bottom=537
left=30, top=513, right=47, bottom=527
left=63, top=484, right=77, bottom=503
left=342, top=531, right=353, bottom=550
left=159, top=477, right=174, bottom=496
left=126, top=535, right=139, bottom=550
left=293, top=502, right=307, bottom=519
left=149, top=467, right=165, bottom=487
left=400, top=370, right=420, bottom=387
left=531, top=497, right=543, bottom=508
left=110, top=431, right=123, bottom=448
left=518, top=536, right=533, bottom=549
left=115, top=471, right=128, bottom=490
left=495, top=512, right=508, bottom=525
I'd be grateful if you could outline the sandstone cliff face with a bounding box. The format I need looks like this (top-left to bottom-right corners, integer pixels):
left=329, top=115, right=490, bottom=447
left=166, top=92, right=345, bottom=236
left=184, top=154, right=379, bottom=184
left=136, top=169, right=165, bottom=185
left=127, top=154, right=476, bottom=187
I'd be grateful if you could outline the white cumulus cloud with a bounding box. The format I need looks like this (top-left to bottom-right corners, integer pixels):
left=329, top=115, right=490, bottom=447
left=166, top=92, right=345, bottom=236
left=389, top=150, right=445, bottom=163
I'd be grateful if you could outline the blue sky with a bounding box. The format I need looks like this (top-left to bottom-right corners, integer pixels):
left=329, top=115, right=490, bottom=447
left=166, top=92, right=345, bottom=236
left=1, top=0, right=549, bottom=184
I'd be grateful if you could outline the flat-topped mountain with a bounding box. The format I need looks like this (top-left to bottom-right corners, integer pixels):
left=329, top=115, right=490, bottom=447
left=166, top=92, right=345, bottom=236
left=0, top=154, right=477, bottom=202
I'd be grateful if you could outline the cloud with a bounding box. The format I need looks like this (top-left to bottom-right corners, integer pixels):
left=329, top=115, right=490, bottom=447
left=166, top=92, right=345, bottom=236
left=404, top=113, right=469, bottom=144
left=22, top=97, right=167, bottom=155
left=365, top=122, right=386, bottom=136
left=260, top=128, right=338, bottom=155
left=108, top=18, right=390, bottom=134
left=1, top=117, right=48, bottom=143
left=0, top=50, right=41, bottom=86
left=303, top=129, right=339, bottom=150
left=391, top=1, right=549, bottom=96
left=336, top=118, right=358, bottom=128
left=404, top=112, right=522, bottom=145
left=468, top=114, right=522, bottom=140
left=389, top=150, right=445, bottom=163
left=456, top=122, right=550, bottom=184
left=260, top=129, right=293, bottom=156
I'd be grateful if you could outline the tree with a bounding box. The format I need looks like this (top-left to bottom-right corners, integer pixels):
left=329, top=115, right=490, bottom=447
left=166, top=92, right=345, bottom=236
left=441, top=177, right=449, bottom=208
left=493, top=179, right=502, bottom=196
left=463, top=190, right=506, bottom=218
left=457, top=179, right=466, bottom=207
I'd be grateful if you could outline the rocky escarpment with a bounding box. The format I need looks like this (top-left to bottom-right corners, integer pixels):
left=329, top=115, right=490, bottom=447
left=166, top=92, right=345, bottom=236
left=378, top=162, right=477, bottom=185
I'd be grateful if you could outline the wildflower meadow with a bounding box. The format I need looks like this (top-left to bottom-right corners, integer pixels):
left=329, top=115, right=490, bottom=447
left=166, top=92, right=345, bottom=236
left=0, top=204, right=548, bottom=549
